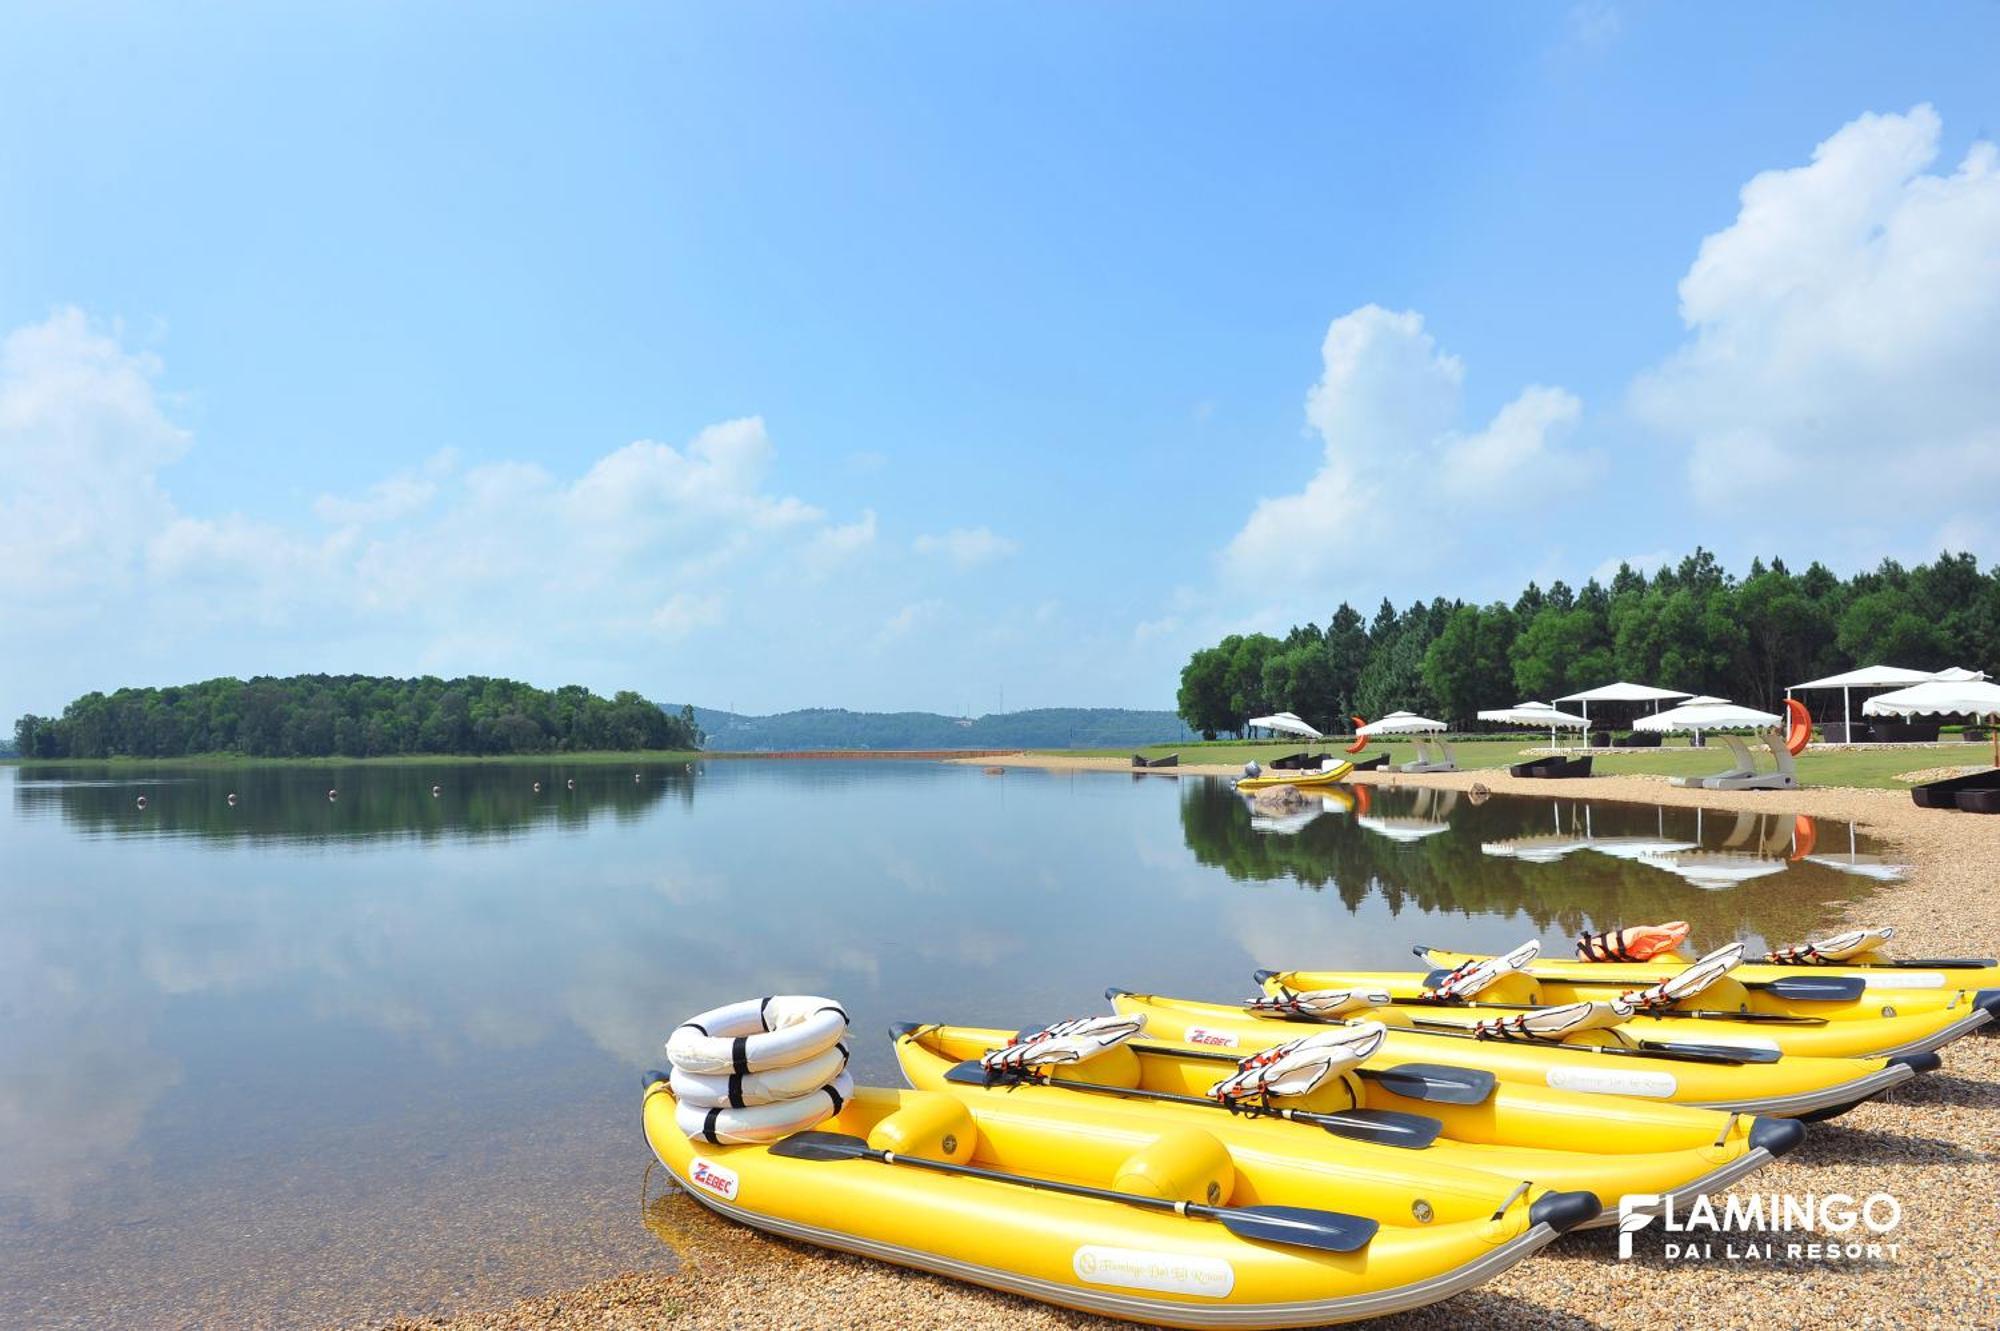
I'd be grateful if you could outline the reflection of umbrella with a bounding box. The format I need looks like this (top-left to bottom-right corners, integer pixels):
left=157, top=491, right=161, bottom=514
left=1482, top=834, right=1592, bottom=863
left=1358, top=815, right=1452, bottom=843
left=1801, top=854, right=1909, bottom=882
left=1864, top=679, right=2000, bottom=765
left=1249, top=806, right=1329, bottom=835
left=1477, top=700, right=1589, bottom=752
left=1584, top=836, right=1698, bottom=861
left=1638, top=850, right=1788, bottom=890
left=1246, top=711, right=1323, bottom=740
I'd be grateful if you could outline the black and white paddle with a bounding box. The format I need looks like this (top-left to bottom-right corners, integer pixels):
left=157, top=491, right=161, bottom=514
left=942, top=1059, right=1445, bottom=1149
left=767, top=1131, right=1380, bottom=1253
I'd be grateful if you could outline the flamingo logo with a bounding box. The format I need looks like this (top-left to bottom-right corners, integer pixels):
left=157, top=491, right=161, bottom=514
left=1616, top=1194, right=1662, bottom=1258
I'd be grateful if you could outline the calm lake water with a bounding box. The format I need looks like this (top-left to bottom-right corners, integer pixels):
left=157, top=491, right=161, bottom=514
left=0, top=760, right=1900, bottom=1329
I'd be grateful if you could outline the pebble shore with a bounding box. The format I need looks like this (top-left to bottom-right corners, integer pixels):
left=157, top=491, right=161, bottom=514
left=363, top=768, right=1998, bottom=1331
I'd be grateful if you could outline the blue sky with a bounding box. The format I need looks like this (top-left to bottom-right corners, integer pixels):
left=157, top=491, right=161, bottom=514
left=4, top=3, right=1998, bottom=717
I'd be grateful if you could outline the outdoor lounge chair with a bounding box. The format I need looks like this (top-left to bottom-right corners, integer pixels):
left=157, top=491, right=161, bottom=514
left=1398, top=737, right=1458, bottom=773
left=1348, top=753, right=1389, bottom=771
left=1670, top=731, right=1797, bottom=791
left=1958, top=788, right=2000, bottom=814
left=1909, top=767, right=2000, bottom=809
left=1268, top=751, right=1314, bottom=770
left=1510, top=755, right=1592, bottom=779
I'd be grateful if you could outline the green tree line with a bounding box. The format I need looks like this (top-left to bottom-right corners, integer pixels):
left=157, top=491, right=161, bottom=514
left=1177, top=549, right=2000, bottom=738
left=13, top=675, right=704, bottom=759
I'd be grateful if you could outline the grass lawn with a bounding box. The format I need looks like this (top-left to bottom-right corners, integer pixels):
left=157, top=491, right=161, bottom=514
left=1052, top=738, right=1994, bottom=790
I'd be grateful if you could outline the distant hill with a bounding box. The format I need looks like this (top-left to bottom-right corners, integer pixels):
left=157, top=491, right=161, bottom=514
left=680, top=705, right=1186, bottom=751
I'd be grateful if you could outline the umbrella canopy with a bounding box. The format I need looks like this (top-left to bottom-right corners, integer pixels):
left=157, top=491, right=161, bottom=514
left=1639, top=851, right=1788, bottom=890
left=1635, top=700, right=1783, bottom=733
left=1862, top=680, right=2000, bottom=717
left=1245, top=711, right=1323, bottom=739
left=1476, top=701, right=1588, bottom=728
left=1358, top=815, right=1452, bottom=843
left=1357, top=710, right=1446, bottom=737
left=1554, top=681, right=1692, bottom=704
left=1790, top=665, right=1938, bottom=691
left=1931, top=666, right=1991, bottom=683
left=1681, top=694, right=1729, bottom=707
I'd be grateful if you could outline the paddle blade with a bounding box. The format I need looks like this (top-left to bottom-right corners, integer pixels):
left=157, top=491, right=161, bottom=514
left=1753, top=975, right=1867, bottom=1002
left=768, top=1130, right=874, bottom=1162
left=1215, top=1204, right=1379, bottom=1253
left=944, top=1060, right=999, bottom=1086
left=1356, top=1063, right=1497, bottom=1105
left=1635, top=1040, right=1779, bottom=1063
left=1312, top=1107, right=1444, bottom=1149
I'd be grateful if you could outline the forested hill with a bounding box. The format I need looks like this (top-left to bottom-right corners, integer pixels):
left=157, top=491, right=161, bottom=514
left=13, top=676, right=702, bottom=759
left=677, top=705, right=1184, bottom=751
left=1177, top=549, right=2000, bottom=738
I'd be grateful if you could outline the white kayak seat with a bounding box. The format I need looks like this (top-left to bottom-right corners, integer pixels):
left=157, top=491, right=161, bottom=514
left=1470, top=999, right=1633, bottom=1042
left=981, top=1013, right=1146, bottom=1073
left=1207, top=1023, right=1387, bottom=1102
left=676, top=1071, right=854, bottom=1145
left=1248, top=985, right=1392, bottom=1018
left=670, top=1041, right=851, bottom=1109
left=1620, top=942, right=1746, bottom=1011
left=1767, top=926, right=1894, bottom=964
left=1428, top=939, right=1541, bottom=1001
left=668, top=996, right=851, bottom=1075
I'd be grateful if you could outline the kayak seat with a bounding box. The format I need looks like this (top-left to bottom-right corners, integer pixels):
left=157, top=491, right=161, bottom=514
left=866, top=1093, right=978, bottom=1165
left=1112, top=1126, right=1237, bottom=1207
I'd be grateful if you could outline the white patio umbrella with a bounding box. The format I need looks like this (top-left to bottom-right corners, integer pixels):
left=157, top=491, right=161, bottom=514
left=1787, top=664, right=1940, bottom=744
left=1245, top=711, right=1323, bottom=740
left=1933, top=666, right=1991, bottom=682
left=1356, top=711, right=1446, bottom=737
left=1864, top=679, right=2000, bottom=764
left=1554, top=681, right=1692, bottom=732
left=1477, top=700, right=1588, bottom=752
left=1634, top=700, right=1785, bottom=733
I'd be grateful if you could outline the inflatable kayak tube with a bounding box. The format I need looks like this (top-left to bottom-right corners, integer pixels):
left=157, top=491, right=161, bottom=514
left=670, top=1043, right=851, bottom=1108
left=1419, top=944, right=1998, bottom=1002
left=667, top=996, right=849, bottom=1075
left=893, top=1023, right=1800, bottom=1232
left=1108, top=991, right=1933, bottom=1120
left=643, top=1076, right=1595, bottom=1329
left=1409, top=950, right=2000, bottom=1055
left=1257, top=967, right=1998, bottom=1060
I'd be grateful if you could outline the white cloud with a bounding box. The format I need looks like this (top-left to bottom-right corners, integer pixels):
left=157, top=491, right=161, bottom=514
left=0, top=310, right=895, bottom=711
left=1591, top=550, right=1670, bottom=583
left=1222, top=305, right=1590, bottom=590
left=877, top=599, right=943, bottom=642
left=913, top=525, right=1018, bottom=568
left=1632, top=105, right=2000, bottom=541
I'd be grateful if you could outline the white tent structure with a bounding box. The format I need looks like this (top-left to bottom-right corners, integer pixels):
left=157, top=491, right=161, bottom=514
left=1476, top=700, right=1589, bottom=753
left=1864, top=679, right=2000, bottom=764
left=1358, top=711, right=1454, bottom=772
left=1245, top=711, right=1323, bottom=741
left=1787, top=665, right=1941, bottom=744
left=1637, top=700, right=1796, bottom=791
left=1554, top=681, right=1691, bottom=739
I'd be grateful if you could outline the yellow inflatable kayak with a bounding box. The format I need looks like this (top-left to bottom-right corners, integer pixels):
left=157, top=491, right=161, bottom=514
left=1256, top=966, right=1997, bottom=1059
left=1235, top=761, right=1354, bottom=792
left=642, top=1074, right=1597, bottom=1328
left=1407, top=948, right=1999, bottom=1056
left=1420, top=942, right=2000, bottom=1009
left=1108, top=990, right=1935, bottom=1120
left=893, top=1023, right=1800, bottom=1230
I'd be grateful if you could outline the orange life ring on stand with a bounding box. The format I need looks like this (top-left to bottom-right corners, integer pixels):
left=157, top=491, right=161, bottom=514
left=1783, top=699, right=1812, bottom=756
left=1346, top=715, right=1369, bottom=754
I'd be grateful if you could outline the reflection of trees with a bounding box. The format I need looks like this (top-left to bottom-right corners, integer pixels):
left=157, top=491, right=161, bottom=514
left=1178, top=780, right=1885, bottom=942
left=12, top=761, right=697, bottom=845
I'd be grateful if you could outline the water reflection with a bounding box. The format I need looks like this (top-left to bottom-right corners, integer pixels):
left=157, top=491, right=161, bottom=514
left=12, top=760, right=697, bottom=843
left=2, top=763, right=1904, bottom=1329
left=1181, top=780, right=1901, bottom=942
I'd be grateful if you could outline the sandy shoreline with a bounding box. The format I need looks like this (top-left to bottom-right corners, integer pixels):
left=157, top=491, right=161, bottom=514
left=362, top=763, right=1999, bottom=1331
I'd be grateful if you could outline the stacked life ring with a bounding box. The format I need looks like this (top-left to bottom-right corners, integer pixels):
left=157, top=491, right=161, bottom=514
left=666, top=996, right=852, bottom=1145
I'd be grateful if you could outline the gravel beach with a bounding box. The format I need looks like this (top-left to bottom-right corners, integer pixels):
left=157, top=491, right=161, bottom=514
left=364, top=765, right=1999, bottom=1331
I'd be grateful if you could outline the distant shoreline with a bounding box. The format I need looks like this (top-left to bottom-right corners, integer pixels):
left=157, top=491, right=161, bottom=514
left=0, top=747, right=1037, bottom=768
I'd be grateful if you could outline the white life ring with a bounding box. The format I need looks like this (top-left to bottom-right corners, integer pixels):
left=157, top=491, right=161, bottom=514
left=670, top=1042, right=850, bottom=1108
left=667, top=996, right=850, bottom=1075
left=676, top=1071, right=853, bottom=1145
